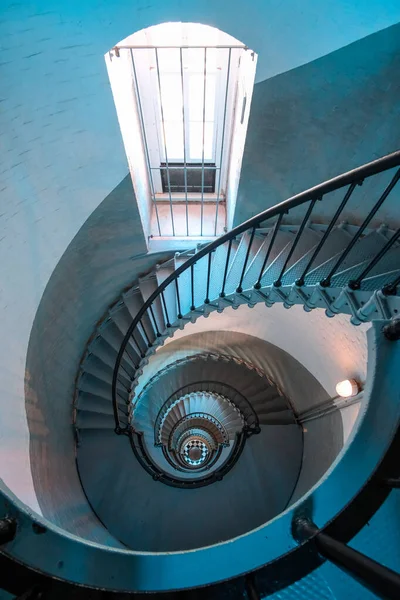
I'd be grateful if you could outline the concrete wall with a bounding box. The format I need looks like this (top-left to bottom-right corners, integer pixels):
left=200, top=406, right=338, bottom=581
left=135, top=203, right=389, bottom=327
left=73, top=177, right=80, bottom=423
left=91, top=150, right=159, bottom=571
left=235, top=23, right=400, bottom=227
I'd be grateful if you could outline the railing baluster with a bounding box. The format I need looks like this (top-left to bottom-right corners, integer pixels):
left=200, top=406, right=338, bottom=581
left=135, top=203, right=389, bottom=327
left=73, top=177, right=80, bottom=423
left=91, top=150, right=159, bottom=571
left=175, top=278, right=183, bottom=318
left=179, top=47, right=189, bottom=236
left=132, top=332, right=146, bottom=358
left=191, top=264, right=195, bottom=310
left=237, top=226, right=257, bottom=293
left=149, top=304, right=161, bottom=337
left=321, top=168, right=400, bottom=287
left=160, top=291, right=171, bottom=327
left=274, top=198, right=318, bottom=287
left=205, top=252, right=212, bottom=303
left=124, top=346, right=139, bottom=370
left=140, top=316, right=153, bottom=347
left=215, top=47, right=232, bottom=236
left=155, top=47, right=175, bottom=236
left=200, top=47, right=207, bottom=236
left=220, top=238, right=233, bottom=297
left=130, top=49, right=161, bottom=236
left=254, top=213, right=284, bottom=289
left=349, top=227, right=400, bottom=289
left=296, top=182, right=358, bottom=286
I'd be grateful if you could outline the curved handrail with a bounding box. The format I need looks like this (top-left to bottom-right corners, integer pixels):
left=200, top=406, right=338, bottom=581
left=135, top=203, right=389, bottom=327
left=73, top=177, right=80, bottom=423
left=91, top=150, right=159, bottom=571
left=112, top=150, right=400, bottom=429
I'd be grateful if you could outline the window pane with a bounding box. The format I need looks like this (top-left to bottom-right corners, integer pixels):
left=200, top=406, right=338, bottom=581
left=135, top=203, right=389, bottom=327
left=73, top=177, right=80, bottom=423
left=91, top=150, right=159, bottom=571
left=189, top=122, right=214, bottom=160
left=159, top=73, right=182, bottom=122
left=188, top=74, right=216, bottom=123
left=163, top=121, right=184, bottom=159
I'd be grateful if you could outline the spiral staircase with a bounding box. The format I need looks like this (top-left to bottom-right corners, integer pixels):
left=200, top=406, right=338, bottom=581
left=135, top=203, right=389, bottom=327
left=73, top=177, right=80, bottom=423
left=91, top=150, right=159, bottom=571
left=1, top=152, right=400, bottom=599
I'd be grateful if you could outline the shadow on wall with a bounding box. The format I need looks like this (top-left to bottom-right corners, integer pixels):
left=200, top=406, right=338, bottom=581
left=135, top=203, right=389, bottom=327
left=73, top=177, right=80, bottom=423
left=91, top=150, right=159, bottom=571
left=235, top=23, right=400, bottom=228
left=24, top=175, right=173, bottom=544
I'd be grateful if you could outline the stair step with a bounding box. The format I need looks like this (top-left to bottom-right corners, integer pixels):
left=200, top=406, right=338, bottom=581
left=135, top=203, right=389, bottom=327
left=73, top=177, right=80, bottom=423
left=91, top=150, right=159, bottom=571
left=224, top=231, right=267, bottom=295
left=76, top=410, right=121, bottom=430
left=208, top=239, right=240, bottom=301
left=122, top=288, right=156, bottom=348
left=331, top=246, right=400, bottom=288
left=304, top=230, right=388, bottom=286
left=156, top=264, right=179, bottom=325
left=281, top=227, right=353, bottom=286
left=138, top=275, right=167, bottom=336
left=260, top=228, right=322, bottom=288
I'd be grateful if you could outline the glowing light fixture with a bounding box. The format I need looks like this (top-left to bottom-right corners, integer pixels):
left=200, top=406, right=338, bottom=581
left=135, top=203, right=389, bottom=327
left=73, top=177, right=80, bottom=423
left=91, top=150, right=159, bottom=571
left=336, top=379, right=360, bottom=398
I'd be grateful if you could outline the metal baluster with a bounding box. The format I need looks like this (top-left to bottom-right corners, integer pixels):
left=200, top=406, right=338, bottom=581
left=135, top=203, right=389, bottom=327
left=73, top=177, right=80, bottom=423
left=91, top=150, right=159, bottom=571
left=191, top=264, right=195, bottom=310
left=132, top=332, right=146, bottom=358
left=254, top=213, right=284, bottom=289
left=160, top=291, right=171, bottom=327
left=124, top=346, right=139, bottom=370
left=296, top=182, right=358, bottom=286
left=274, top=198, right=318, bottom=287
left=118, top=364, right=132, bottom=381
left=321, top=168, right=400, bottom=287
left=130, top=49, right=161, bottom=235
left=140, top=317, right=153, bottom=347
left=179, top=47, right=189, bottom=236
left=205, top=252, right=212, bottom=303
left=237, top=226, right=257, bottom=293
left=155, top=47, right=175, bottom=236
left=200, top=48, right=207, bottom=236
left=175, top=278, right=183, bottom=318
left=149, top=304, right=161, bottom=337
left=220, top=238, right=233, bottom=297
left=349, top=227, right=400, bottom=289
left=215, top=47, right=232, bottom=236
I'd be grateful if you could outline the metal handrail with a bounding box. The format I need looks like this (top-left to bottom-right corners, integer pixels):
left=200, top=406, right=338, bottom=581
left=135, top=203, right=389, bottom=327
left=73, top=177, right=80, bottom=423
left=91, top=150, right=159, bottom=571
left=112, top=150, right=400, bottom=430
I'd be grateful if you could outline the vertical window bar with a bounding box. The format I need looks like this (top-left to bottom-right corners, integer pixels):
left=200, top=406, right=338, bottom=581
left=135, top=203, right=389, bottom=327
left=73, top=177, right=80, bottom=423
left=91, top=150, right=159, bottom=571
left=200, top=48, right=207, bottom=236
left=155, top=48, right=175, bottom=236
left=215, top=47, right=232, bottom=236
left=180, top=47, right=189, bottom=236
left=130, top=49, right=161, bottom=236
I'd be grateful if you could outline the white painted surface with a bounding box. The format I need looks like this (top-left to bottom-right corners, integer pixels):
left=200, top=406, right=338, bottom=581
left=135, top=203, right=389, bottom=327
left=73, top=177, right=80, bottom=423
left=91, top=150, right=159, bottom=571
left=166, top=303, right=369, bottom=404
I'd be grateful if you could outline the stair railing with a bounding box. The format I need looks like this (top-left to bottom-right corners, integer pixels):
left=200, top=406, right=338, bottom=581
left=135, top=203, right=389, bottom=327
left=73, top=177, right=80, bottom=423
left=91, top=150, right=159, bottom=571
left=112, top=149, right=400, bottom=433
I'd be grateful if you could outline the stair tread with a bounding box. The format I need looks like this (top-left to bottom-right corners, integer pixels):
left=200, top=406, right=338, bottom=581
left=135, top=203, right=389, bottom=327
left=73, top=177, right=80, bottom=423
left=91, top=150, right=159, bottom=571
left=304, top=230, right=388, bottom=286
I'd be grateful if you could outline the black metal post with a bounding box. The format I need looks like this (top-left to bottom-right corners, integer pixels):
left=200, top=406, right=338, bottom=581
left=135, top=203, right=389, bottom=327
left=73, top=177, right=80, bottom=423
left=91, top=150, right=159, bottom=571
left=220, top=238, right=233, bottom=297
left=237, top=226, right=257, bottom=293
left=296, top=519, right=400, bottom=600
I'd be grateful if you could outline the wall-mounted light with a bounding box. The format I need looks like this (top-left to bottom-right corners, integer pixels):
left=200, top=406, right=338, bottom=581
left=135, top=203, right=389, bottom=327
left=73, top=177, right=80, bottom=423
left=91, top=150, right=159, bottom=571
left=336, top=379, right=360, bottom=398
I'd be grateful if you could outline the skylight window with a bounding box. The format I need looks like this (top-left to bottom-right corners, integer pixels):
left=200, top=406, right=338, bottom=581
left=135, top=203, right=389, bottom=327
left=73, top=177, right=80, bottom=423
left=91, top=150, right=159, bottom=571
left=106, top=23, right=257, bottom=239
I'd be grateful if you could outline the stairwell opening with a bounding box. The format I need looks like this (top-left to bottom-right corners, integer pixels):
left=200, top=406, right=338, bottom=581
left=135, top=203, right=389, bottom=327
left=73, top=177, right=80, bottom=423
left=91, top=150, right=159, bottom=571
left=105, top=22, right=257, bottom=241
